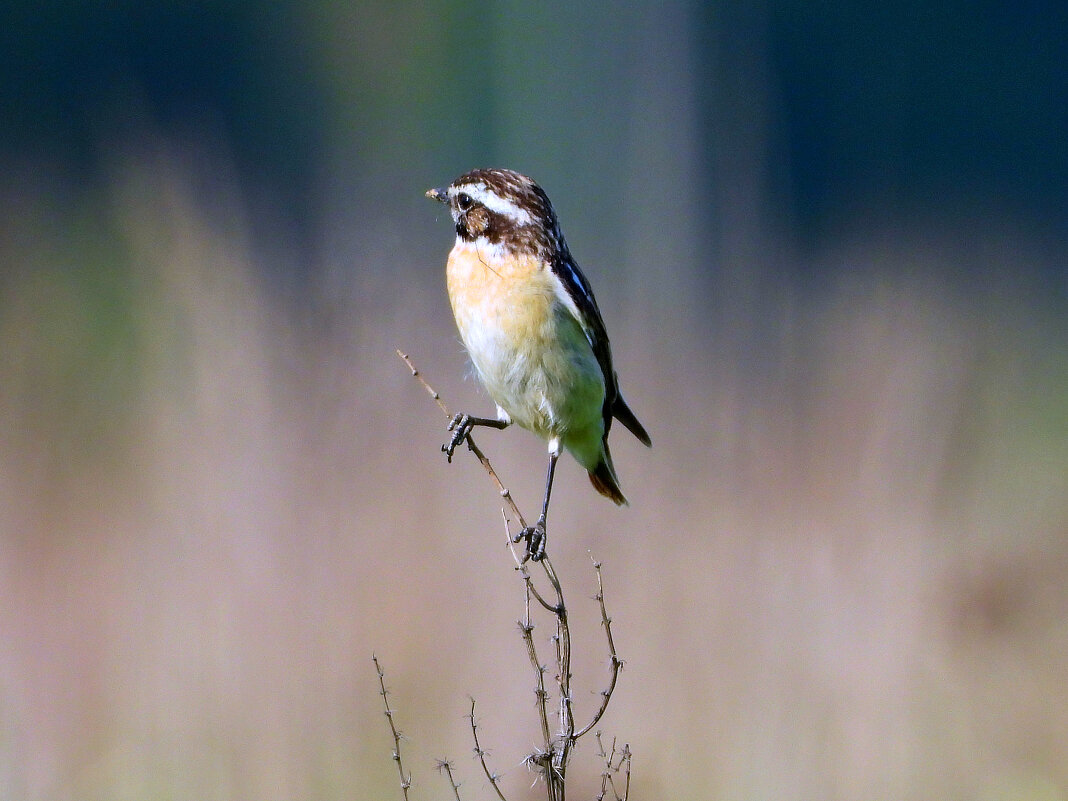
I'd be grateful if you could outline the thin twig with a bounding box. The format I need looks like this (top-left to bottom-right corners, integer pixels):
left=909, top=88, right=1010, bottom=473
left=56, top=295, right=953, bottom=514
left=436, top=759, right=464, bottom=801
left=506, top=516, right=572, bottom=798
left=595, top=733, right=632, bottom=801
left=574, top=559, right=624, bottom=739
left=521, top=614, right=552, bottom=750
left=506, top=515, right=569, bottom=800
left=505, top=517, right=558, bottom=614
left=373, top=654, right=412, bottom=801
left=596, top=733, right=613, bottom=801
left=542, top=556, right=573, bottom=790
left=468, top=697, right=509, bottom=801
left=398, top=349, right=633, bottom=800
left=397, top=350, right=527, bottom=530
left=505, top=512, right=553, bottom=748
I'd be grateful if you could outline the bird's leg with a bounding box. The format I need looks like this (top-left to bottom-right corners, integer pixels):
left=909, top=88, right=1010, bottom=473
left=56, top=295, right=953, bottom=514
left=442, top=413, right=509, bottom=462
left=516, top=451, right=558, bottom=561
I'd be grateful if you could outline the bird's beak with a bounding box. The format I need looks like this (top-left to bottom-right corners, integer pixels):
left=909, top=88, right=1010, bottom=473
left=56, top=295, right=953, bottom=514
left=425, top=187, right=448, bottom=204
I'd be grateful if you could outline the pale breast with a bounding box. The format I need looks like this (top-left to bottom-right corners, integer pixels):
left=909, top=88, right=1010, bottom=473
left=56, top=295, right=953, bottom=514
left=446, top=241, right=605, bottom=439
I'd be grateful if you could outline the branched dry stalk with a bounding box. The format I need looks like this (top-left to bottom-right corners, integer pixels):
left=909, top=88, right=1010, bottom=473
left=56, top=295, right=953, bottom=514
left=595, top=733, right=633, bottom=801
left=379, top=350, right=631, bottom=801
left=504, top=528, right=626, bottom=801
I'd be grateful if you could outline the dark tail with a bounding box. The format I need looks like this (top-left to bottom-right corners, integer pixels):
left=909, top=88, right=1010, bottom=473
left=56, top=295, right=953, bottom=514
left=588, top=443, right=628, bottom=506
left=612, top=392, right=651, bottom=447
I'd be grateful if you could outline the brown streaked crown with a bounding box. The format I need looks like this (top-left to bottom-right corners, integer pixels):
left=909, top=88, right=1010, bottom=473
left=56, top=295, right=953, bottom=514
left=441, top=168, right=566, bottom=258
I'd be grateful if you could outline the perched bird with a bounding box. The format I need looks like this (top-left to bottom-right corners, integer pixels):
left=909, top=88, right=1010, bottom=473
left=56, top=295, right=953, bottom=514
left=426, top=168, right=651, bottom=560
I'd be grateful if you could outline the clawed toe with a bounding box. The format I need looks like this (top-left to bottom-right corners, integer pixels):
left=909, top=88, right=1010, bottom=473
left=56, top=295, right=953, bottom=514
left=514, top=518, right=547, bottom=562
left=442, top=413, right=473, bottom=462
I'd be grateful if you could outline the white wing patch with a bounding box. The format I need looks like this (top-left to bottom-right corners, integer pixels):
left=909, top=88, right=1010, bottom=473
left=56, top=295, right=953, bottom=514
left=550, top=260, right=599, bottom=351
left=549, top=268, right=596, bottom=351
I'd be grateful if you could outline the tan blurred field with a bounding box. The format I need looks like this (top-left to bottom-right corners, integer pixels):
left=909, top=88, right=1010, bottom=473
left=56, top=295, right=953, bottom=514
left=1, top=140, right=1066, bottom=801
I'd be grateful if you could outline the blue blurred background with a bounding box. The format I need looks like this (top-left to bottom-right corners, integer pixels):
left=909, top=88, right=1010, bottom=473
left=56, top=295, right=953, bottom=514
left=1, top=2, right=1066, bottom=799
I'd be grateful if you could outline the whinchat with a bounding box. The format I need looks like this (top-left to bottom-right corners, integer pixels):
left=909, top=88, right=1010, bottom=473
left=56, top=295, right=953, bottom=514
left=426, top=168, right=651, bottom=560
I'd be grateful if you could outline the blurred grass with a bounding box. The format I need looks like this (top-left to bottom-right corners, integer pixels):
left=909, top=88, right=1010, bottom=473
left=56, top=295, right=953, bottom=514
left=0, top=138, right=1065, bottom=801
left=1, top=3, right=1067, bottom=800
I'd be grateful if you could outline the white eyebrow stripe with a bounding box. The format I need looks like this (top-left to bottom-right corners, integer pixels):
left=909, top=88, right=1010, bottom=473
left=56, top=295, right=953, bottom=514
left=450, top=182, right=534, bottom=225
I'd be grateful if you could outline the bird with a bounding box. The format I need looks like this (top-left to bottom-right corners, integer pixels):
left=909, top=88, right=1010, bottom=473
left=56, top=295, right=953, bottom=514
left=426, top=168, right=651, bottom=560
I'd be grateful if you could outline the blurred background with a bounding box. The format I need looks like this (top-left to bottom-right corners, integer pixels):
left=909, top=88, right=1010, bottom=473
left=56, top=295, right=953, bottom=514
left=1, top=1, right=1066, bottom=799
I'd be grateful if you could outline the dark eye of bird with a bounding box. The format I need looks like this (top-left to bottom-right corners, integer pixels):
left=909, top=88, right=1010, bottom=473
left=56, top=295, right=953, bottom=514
left=456, top=192, right=473, bottom=211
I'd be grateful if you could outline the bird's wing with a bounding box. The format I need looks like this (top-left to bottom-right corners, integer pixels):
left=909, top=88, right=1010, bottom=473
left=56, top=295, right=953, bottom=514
left=549, top=252, right=652, bottom=446
left=549, top=252, right=619, bottom=413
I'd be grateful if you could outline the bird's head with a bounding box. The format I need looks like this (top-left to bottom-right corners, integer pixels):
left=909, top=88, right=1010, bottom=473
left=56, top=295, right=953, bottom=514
left=426, top=168, right=564, bottom=257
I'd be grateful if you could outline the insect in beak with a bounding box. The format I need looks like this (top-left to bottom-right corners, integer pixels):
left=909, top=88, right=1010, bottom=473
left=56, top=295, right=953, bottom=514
left=425, top=187, right=448, bottom=204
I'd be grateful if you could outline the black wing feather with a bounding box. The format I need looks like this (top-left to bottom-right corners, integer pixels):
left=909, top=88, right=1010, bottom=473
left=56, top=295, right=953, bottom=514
left=550, top=252, right=651, bottom=446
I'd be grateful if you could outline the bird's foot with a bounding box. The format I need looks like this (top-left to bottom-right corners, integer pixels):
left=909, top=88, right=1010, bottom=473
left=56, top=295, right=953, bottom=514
left=442, top=413, right=475, bottom=462
left=514, top=517, right=547, bottom=562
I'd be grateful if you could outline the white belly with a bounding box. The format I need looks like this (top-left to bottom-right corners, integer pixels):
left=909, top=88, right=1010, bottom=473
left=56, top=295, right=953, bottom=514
left=446, top=243, right=605, bottom=448
left=466, top=302, right=604, bottom=441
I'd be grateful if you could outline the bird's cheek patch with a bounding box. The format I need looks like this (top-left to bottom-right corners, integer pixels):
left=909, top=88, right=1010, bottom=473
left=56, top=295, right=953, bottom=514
left=465, top=207, right=490, bottom=236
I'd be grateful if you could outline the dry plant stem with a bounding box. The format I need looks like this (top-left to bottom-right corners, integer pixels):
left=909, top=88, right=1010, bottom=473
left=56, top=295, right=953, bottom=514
left=435, top=759, right=464, bottom=801
left=507, top=512, right=554, bottom=751
left=595, top=733, right=632, bottom=801
left=552, top=556, right=574, bottom=797
left=510, top=538, right=557, bottom=615
left=398, top=350, right=629, bottom=800
left=506, top=525, right=568, bottom=800
left=372, top=654, right=412, bottom=801
left=504, top=523, right=622, bottom=801
left=468, top=697, right=508, bottom=801
left=397, top=349, right=528, bottom=530
left=596, top=734, right=612, bottom=801
left=574, top=560, right=623, bottom=739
